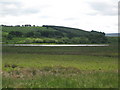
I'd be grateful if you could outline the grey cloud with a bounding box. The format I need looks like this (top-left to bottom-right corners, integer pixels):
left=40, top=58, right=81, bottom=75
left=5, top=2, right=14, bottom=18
left=40, top=16, right=51, bottom=19
left=0, top=0, right=20, bottom=5
left=87, top=12, right=98, bottom=16
left=21, top=8, right=40, bottom=15
left=64, top=18, right=78, bottom=21
left=0, top=0, right=40, bottom=16
left=88, top=2, right=117, bottom=16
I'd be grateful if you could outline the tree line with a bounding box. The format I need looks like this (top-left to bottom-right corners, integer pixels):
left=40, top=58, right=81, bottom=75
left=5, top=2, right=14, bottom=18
left=1, top=24, right=37, bottom=27
left=2, top=25, right=108, bottom=44
left=5, top=30, right=108, bottom=44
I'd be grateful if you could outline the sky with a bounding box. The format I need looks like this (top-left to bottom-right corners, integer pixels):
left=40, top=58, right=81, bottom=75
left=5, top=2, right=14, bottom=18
left=0, top=0, right=118, bottom=33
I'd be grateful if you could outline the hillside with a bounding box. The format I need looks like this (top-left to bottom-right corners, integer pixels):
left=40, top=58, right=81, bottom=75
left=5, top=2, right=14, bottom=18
left=2, top=25, right=107, bottom=44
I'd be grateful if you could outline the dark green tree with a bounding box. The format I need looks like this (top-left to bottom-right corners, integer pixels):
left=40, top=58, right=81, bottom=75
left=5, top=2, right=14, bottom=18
left=9, top=31, right=23, bottom=37
left=25, top=32, right=34, bottom=37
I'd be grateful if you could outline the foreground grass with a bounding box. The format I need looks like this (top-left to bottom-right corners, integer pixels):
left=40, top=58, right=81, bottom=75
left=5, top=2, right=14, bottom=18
left=2, top=46, right=118, bottom=88
left=3, top=69, right=118, bottom=88
left=3, top=54, right=118, bottom=71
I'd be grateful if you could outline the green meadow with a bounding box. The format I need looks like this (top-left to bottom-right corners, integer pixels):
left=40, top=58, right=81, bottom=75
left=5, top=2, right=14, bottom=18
left=2, top=44, right=118, bottom=88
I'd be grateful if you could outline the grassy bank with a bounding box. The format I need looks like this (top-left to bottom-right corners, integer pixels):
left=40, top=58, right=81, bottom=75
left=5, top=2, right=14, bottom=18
left=2, top=45, right=118, bottom=88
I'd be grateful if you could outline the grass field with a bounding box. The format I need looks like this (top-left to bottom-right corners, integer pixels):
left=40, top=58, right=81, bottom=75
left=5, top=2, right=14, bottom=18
left=2, top=45, right=118, bottom=88
left=2, top=26, right=53, bottom=33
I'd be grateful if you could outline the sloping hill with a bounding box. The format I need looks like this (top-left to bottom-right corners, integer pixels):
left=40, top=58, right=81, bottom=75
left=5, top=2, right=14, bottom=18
left=2, top=25, right=90, bottom=37
left=2, top=26, right=56, bottom=33
left=42, top=25, right=90, bottom=37
left=2, top=25, right=107, bottom=44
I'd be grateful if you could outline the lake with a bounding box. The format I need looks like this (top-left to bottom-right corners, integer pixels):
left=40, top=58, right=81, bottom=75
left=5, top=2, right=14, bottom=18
left=3, top=44, right=109, bottom=47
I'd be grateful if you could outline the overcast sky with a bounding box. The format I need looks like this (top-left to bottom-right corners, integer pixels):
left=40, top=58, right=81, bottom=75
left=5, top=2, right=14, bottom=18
left=0, top=0, right=118, bottom=33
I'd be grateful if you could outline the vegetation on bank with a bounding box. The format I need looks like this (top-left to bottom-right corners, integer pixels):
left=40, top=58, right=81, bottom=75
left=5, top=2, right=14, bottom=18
left=2, top=25, right=108, bottom=44
left=2, top=44, right=118, bottom=88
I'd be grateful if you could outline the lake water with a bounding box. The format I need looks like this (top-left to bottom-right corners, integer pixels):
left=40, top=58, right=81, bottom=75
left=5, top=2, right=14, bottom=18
left=3, top=44, right=109, bottom=47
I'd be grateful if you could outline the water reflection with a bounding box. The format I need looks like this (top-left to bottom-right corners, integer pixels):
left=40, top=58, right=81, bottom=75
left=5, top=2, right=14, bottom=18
left=3, top=44, right=109, bottom=47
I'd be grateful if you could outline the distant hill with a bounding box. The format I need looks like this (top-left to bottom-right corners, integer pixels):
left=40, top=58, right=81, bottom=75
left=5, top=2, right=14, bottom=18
left=2, top=25, right=108, bottom=44
left=42, top=25, right=91, bottom=37
left=105, top=33, right=120, bottom=37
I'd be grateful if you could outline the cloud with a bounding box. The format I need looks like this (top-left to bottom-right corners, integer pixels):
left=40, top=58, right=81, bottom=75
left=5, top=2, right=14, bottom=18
left=0, top=0, right=20, bottom=5
left=0, top=0, right=118, bottom=33
left=87, top=1, right=118, bottom=16
left=64, top=18, right=78, bottom=21
left=0, top=0, right=40, bottom=16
